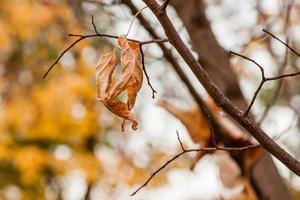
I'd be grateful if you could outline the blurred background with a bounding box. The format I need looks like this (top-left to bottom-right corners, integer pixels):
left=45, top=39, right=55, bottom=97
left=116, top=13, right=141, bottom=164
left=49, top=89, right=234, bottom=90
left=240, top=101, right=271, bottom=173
left=1, top=0, right=300, bottom=199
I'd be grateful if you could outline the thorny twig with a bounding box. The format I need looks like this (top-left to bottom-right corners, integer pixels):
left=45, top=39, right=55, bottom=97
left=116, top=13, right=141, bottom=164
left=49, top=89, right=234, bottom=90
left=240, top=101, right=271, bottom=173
left=42, top=16, right=168, bottom=78
left=131, top=132, right=260, bottom=196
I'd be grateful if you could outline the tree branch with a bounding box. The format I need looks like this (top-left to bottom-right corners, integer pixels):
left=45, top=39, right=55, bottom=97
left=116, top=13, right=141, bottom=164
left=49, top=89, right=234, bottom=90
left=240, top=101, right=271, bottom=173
left=230, top=50, right=300, bottom=116
left=131, top=132, right=260, bottom=196
left=143, top=0, right=300, bottom=176
left=121, top=0, right=215, bottom=126
left=42, top=19, right=168, bottom=78
left=161, top=0, right=170, bottom=11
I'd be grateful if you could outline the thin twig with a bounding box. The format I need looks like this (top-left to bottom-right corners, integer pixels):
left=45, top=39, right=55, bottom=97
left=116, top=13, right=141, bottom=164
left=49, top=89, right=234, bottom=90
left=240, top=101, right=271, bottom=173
left=265, top=71, right=300, bottom=81
left=130, top=133, right=260, bottom=196
left=258, top=1, right=294, bottom=124
left=91, top=15, right=100, bottom=35
left=42, top=36, right=86, bottom=79
left=125, top=6, right=148, bottom=37
left=258, top=38, right=290, bottom=124
left=229, top=51, right=265, bottom=115
left=140, top=38, right=168, bottom=45
left=230, top=50, right=300, bottom=116
left=263, top=29, right=300, bottom=57
left=176, top=131, right=185, bottom=151
left=139, top=44, right=157, bottom=98
left=43, top=33, right=167, bottom=78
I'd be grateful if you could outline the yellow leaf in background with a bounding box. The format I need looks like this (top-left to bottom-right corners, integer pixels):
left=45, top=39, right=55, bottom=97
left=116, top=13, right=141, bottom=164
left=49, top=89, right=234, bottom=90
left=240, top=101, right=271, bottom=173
left=96, top=35, right=143, bottom=131
left=158, top=101, right=210, bottom=146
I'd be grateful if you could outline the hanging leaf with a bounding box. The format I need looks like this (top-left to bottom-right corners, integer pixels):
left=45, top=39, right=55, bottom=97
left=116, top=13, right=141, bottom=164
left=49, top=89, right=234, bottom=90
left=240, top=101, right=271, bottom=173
left=108, top=35, right=143, bottom=109
left=96, top=35, right=143, bottom=131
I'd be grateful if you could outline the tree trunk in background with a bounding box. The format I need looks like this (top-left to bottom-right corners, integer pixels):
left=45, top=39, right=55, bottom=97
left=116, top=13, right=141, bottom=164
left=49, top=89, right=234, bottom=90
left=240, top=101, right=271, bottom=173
left=170, top=0, right=291, bottom=199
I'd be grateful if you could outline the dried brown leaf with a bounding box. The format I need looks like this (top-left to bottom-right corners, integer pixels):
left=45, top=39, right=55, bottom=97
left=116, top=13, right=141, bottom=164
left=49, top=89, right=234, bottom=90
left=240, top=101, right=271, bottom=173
left=96, top=35, right=143, bottom=131
left=108, top=35, right=143, bottom=109
left=96, top=50, right=117, bottom=101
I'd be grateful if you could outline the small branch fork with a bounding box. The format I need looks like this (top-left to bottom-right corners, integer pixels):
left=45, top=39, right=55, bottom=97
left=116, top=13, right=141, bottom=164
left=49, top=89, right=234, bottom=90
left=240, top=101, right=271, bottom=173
left=131, top=131, right=260, bottom=196
left=229, top=29, right=300, bottom=116
left=42, top=15, right=168, bottom=79
left=257, top=2, right=294, bottom=125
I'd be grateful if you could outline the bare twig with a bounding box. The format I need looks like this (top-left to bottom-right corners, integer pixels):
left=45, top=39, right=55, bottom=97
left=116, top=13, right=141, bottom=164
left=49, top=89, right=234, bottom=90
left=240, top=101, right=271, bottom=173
left=43, top=31, right=167, bottom=78
left=125, top=6, right=148, bottom=37
left=143, top=0, right=300, bottom=176
left=139, top=44, right=157, bottom=98
left=229, top=51, right=300, bottom=116
left=176, top=131, right=185, bottom=151
left=263, top=29, right=300, bottom=57
left=229, top=51, right=265, bottom=116
left=248, top=4, right=295, bottom=123
left=43, top=36, right=87, bottom=79
left=265, top=71, right=300, bottom=81
left=131, top=133, right=260, bottom=196
left=91, top=15, right=100, bottom=35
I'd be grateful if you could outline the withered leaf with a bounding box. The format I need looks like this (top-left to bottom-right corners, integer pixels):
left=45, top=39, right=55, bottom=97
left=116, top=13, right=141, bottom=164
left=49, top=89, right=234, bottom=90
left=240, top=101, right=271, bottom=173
left=108, top=35, right=143, bottom=110
left=96, top=49, right=117, bottom=101
left=96, top=35, right=143, bottom=131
